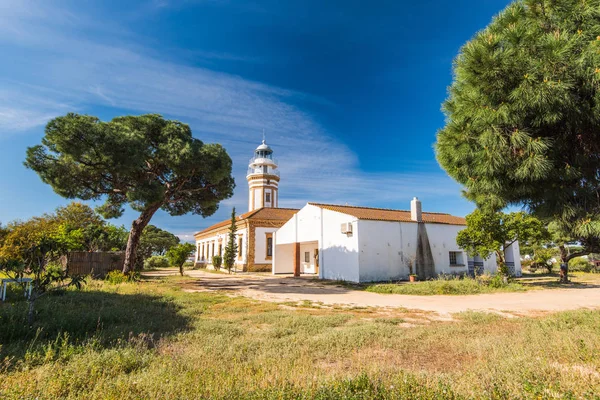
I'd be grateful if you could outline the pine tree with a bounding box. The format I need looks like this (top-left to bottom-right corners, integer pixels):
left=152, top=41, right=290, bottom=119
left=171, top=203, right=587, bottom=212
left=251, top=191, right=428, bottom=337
left=436, top=0, right=600, bottom=280
left=223, top=208, right=238, bottom=274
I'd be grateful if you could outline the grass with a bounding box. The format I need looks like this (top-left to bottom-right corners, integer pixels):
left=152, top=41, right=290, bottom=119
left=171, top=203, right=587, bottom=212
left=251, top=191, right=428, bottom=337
left=1, top=276, right=599, bottom=399
left=333, top=276, right=527, bottom=296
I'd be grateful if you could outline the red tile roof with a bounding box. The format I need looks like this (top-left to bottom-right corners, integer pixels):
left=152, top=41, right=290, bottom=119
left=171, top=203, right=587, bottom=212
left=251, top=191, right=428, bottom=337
left=308, top=203, right=466, bottom=226
left=194, top=207, right=299, bottom=237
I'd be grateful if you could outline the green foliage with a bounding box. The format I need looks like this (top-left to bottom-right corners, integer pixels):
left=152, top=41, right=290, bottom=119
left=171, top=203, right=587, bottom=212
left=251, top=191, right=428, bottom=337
left=436, top=0, right=600, bottom=256
left=223, top=208, right=238, bottom=273
left=364, top=274, right=524, bottom=295
left=457, top=210, right=547, bottom=266
left=135, top=225, right=180, bottom=270
left=167, top=243, right=195, bottom=276
left=532, top=247, right=557, bottom=273
left=212, top=255, right=222, bottom=270
left=143, top=255, right=170, bottom=270
left=139, top=225, right=180, bottom=256
left=569, top=257, right=594, bottom=273
left=25, top=113, right=235, bottom=273
left=0, top=216, right=86, bottom=323
left=105, top=270, right=129, bottom=285
left=45, top=202, right=127, bottom=252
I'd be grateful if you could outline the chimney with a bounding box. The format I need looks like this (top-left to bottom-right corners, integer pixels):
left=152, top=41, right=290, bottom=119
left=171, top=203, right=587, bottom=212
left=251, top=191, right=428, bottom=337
left=411, top=197, right=422, bottom=222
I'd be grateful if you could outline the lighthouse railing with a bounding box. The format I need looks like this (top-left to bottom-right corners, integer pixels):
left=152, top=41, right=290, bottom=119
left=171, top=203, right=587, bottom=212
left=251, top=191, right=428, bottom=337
left=247, top=167, right=280, bottom=178
left=249, top=156, right=278, bottom=165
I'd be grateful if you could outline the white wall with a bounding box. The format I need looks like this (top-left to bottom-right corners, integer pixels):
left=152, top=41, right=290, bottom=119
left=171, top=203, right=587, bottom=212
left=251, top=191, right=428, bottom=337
left=423, top=223, right=469, bottom=276
left=320, top=208, right=360, bottom=282
left=196, top=227, right=248, bottom=267
left=273, top=204, right=522, bottom=283
left=273, top=205, right=360, bottom=281
left=356, top=220, right=414, bottom=282
left=505, top=242, right=522, bottom=276
left=356, top=220, right=478, bottom=282
left=274, top=242, right=295, bottom=274
left=254, top=227, right=277, bottom=265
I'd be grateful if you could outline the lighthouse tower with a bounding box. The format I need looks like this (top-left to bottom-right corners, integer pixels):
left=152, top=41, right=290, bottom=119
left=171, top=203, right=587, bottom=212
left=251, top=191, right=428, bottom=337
left=247, top=140, right=280, bottom=211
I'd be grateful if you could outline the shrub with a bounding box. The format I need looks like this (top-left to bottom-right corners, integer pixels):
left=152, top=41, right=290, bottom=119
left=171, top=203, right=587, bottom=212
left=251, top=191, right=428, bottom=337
left=569, top=257, right=593, bottom=273
left=488, top=274, right=508, bottom=289
left=212, top=255, right=222, bottom=270
left=143, top=255, right=170, bottom=270
left=105, top=270, right=128, bottom=284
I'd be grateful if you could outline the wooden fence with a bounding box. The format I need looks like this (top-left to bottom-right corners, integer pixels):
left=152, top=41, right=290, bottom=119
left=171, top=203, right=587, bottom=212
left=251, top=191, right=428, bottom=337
left=62, top=252, right=125, bottom=278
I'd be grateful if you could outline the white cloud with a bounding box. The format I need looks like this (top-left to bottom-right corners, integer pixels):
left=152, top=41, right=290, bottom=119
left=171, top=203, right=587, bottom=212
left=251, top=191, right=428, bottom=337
left=0, top=0, right=465, bottom=235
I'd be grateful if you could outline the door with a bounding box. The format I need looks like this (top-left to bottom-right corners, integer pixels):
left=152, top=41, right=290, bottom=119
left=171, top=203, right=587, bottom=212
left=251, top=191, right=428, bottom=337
left=314, top=249, right=319, bottom=274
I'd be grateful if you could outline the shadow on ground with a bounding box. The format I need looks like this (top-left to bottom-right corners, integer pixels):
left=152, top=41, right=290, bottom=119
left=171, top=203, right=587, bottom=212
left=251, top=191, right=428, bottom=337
left=0, top=289, right=192, bottom=362
left=180, top=274, right=355, bottom=296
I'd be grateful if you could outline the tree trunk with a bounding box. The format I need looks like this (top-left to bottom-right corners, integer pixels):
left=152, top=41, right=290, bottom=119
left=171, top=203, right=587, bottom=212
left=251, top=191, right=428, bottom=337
left=558, top=245, right=569, bottom=283
left=27, top=297, right=35, bottom=326
left=122, top=203, right=162, bottom=274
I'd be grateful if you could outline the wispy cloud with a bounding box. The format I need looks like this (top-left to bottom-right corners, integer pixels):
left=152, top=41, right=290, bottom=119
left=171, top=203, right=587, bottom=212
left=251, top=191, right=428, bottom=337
left=0, top=0, right=465, bottom=237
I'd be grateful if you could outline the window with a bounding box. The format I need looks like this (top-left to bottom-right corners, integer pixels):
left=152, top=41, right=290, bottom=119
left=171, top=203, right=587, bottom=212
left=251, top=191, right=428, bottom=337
left=265, top=192, right=271, bottom=203
left=218, top=244, right=222, bottom=256
left=212, top=242, right=215, bottom=258
left=305, top=251, right=310, bottom=263
left=238, top=237, right=243, bottom=259
left=449, top=251, right=463, bottom=266
left=265, top=233, right=273, bottom=259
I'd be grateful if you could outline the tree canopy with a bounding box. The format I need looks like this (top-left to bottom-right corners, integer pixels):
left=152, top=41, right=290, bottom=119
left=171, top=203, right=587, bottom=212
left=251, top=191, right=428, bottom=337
left=457, top=210, right=547, bottom=268
left=436, top=0, right=600, bottom=255
left=0, top=215, right=85, bottom=323
left=167, top=242, right=195, bottom=276
left=136, top=225, right=180, bottom=270
left=25, top=114, right=235, bottom=273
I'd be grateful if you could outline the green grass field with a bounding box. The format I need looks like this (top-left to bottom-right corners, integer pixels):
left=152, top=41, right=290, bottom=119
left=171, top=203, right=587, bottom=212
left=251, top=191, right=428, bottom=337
left=1, top=276, right=599, bottom=399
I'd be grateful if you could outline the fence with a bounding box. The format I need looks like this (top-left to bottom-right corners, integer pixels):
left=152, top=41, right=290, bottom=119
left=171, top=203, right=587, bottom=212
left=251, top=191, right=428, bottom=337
left=62, top=252, right=125, bottom=278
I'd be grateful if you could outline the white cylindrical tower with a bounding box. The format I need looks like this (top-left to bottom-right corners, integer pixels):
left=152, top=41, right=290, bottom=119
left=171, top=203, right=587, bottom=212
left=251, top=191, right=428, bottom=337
left=247, top=140, right=280, bottom=211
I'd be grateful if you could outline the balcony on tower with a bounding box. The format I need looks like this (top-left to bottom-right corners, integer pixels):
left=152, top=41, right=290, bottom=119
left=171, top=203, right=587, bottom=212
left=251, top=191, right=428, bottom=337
left=246, top=140, right=280, bottom=178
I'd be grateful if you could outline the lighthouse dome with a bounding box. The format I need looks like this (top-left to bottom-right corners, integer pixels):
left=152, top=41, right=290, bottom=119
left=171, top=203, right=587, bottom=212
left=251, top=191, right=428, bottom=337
left=256, top=140, right=272, bottom=152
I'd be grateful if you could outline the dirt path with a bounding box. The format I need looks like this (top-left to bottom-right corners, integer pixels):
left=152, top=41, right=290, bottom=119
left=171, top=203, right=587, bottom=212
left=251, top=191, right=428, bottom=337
left=145, top=269, right=600, bottom=316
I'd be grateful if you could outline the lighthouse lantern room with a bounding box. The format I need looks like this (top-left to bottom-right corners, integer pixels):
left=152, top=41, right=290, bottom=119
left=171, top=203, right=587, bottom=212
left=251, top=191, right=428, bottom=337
left=247, top=140, right=280, bottom=211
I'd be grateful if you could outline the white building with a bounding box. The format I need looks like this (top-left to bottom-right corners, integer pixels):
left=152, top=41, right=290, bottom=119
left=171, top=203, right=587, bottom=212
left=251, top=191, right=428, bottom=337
left=195, top=140, right=521, bottom=281
left=273, top=199, right=521, bottom=282
left=194, top=140, right=298, bottom=272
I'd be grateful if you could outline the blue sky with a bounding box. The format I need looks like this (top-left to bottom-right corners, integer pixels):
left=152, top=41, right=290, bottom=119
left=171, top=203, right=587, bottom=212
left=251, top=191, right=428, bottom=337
left=0, top=0, right=512, bottom=241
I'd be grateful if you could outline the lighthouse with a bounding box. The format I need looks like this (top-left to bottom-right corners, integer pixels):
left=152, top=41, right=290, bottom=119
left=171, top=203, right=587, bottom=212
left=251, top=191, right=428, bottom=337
left=247, top=139, right=280, bottom=211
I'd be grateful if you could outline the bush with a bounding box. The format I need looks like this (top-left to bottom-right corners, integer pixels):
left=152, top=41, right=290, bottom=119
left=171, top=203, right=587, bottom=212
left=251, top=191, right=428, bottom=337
left=488, top=274, right=508, bottom=288
left=569, top=257, right=593, bottom=273
left=212, top=255, right=222, bottom=270
left=105, top=270, right=128, bottom=284
left=105, top=270, right=139, bottom=284
left=143, top=255, right=170, bottom=270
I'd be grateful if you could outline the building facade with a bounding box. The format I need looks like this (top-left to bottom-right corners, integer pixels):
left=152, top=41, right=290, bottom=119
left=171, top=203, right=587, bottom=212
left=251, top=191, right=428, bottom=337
left=273, top=199, right=521, bottom=282
left=194, top=140, right=298, bottom=272
left=195, top=141, right=522, bottom=281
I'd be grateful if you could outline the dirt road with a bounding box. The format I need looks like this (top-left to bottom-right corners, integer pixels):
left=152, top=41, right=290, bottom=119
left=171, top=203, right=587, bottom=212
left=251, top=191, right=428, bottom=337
left=146, top=269, right=600, bottom=316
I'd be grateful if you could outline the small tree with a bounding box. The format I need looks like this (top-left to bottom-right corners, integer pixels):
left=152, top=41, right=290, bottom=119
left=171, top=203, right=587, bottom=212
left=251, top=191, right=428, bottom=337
left=223, top=208, right=238, bottom=274
left=0, top=217, right=84, bottom=324
left=167, top=243, right=195, bottom=276
left=25, top=114, right=235, bottom=275
left=531, top=247, right=557, bottom=274
left=457, top=210, right=547, bottom=276
left=212, top=255, right=222, bottom=270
